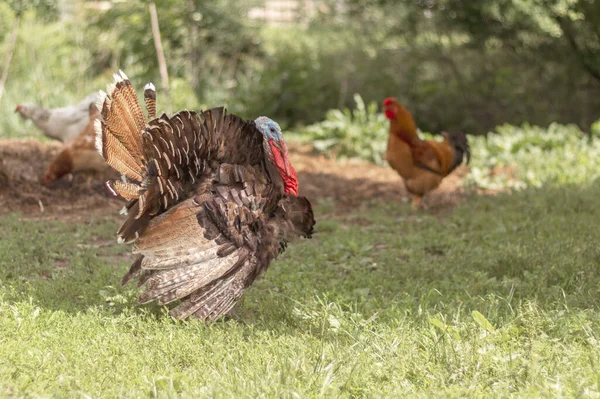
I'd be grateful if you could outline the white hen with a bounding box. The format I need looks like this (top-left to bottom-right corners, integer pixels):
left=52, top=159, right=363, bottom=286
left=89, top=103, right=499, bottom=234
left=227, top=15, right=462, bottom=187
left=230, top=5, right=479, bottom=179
left=15, top=92, right=97, bottom=142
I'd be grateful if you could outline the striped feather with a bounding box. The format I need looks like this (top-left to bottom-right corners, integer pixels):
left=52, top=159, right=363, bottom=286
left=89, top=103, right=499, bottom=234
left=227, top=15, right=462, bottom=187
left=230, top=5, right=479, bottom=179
left=139, top=249, right=240, bottom=306
left=108, top=180, right=140, bottom=199
left=144, top=82, right=157, bottom=120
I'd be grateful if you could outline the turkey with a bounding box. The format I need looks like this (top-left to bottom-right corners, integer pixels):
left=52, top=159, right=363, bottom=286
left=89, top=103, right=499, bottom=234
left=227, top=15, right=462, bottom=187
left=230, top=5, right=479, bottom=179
left=96, top=71, right=315, bottom=321
left=16, top=92, right=97, bottom=142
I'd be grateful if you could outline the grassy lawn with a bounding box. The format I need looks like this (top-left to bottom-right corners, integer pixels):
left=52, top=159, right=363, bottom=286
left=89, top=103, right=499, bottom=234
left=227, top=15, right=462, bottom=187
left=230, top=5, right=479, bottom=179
left=1, top=184, right=600, bottom=398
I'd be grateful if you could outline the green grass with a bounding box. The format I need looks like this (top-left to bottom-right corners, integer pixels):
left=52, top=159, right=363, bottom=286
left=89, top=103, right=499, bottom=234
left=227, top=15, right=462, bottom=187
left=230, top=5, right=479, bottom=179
left=1, top=184, right=600, bottom=398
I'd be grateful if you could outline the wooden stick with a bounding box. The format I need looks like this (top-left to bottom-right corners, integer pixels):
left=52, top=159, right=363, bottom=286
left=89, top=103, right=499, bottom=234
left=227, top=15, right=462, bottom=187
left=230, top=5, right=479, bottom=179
left=148, top=2, right=170, bottom=98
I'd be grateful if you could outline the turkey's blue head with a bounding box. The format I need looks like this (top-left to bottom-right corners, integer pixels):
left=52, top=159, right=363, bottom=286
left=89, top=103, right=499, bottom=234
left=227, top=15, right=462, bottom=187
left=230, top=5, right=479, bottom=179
left=254, top=116, right=298, bottom=196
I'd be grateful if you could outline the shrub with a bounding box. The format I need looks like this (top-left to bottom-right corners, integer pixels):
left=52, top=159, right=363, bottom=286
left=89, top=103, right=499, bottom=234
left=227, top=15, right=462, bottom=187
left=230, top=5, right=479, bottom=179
left=296, top=94, right=388, bottom=165
left=465, top=123, right=600, bottom=190
left=0, top=11, right=105, bottom=140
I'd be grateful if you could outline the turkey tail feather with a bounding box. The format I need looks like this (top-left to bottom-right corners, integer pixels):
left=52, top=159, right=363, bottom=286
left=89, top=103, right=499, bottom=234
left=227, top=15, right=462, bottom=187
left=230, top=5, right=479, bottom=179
left=96, top=72, right=178, bottom=241
left=95, top=72, right=161, bottom=185
left=121, top=255, right=144, bottom=286
left=170, top=264, right=248, bottom=321
left=95, top=71, right=145, bottom=171
left=144, top=83, right=157, bottom=120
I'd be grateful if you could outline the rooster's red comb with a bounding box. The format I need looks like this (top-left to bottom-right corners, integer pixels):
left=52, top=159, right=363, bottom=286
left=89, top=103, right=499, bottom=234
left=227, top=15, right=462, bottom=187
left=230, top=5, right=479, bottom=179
left=383, top=97, right=397, bottom=107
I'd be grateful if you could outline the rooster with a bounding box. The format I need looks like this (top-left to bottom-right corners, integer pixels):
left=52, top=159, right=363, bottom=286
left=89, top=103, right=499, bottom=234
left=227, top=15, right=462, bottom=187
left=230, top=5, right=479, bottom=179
left=383, top=98, right=470, bottom=209
left=44, top=104, right=110, bottom=185
left=15, top=93, right=97, bottom=142
left=96, top=71, right=315, bottom=321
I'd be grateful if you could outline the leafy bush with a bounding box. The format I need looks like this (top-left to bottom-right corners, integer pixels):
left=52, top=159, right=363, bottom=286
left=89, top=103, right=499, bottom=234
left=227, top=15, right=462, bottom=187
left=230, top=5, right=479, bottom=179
left=466, top=123, right=600, bottom=190
left=296, top=94, right=388, bottom=164
left=0, top=10, right=106, bottom=140
left=234, top=5, right=600, bottom=134
left=234, top=27, right=365, bottom=123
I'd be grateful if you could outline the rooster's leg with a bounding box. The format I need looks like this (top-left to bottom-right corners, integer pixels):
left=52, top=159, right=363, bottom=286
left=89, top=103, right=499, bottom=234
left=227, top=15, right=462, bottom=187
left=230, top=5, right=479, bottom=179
left=411, top=196, right=423, bottom=210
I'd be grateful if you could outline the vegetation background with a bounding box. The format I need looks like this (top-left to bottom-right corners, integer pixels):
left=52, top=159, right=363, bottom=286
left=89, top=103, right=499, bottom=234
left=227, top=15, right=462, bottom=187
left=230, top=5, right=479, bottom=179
left=2, top=0, right=600, bottom=135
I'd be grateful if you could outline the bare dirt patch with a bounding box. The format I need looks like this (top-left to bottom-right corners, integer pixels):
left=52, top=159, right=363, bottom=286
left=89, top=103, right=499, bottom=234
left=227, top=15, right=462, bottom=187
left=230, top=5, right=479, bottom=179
left=0, top=139, right=122, bottom=220
left=0, top=139, right=470, bottom=220
left=289, top=143, right=470, bottom=212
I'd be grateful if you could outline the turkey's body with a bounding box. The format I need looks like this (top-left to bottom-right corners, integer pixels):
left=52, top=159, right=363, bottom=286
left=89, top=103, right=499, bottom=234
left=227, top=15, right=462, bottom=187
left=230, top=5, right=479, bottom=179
left=96, top=72, right=314, bottom=321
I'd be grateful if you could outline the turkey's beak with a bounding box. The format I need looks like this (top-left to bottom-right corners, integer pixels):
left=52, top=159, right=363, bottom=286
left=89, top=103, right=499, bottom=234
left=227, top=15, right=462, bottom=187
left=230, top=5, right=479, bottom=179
left=15, top=105, right=21, bottom=113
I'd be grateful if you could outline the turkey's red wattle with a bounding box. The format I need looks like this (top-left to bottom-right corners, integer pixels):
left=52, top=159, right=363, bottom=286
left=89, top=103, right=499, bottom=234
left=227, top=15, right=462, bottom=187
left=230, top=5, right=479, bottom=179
left=284, top=163, right=299, bottom=196
left=269, top=139, right=299, bottom=195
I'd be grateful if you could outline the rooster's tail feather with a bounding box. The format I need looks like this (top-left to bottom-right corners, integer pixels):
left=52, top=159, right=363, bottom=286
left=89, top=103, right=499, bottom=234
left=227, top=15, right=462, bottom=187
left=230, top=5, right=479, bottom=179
left=445, top=131, right=470, bottom=173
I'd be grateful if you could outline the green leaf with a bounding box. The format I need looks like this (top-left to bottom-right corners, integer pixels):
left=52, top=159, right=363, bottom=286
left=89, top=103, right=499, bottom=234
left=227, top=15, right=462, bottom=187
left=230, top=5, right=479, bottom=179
left=428, top=316, right=447, bottom=331
left=472, top=310, right=495, bottom=332
left=429, top=317, right=461, bottom=339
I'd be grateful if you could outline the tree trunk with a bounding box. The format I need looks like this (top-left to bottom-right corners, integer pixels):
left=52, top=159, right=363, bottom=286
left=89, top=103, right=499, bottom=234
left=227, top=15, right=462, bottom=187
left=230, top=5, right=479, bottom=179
left=0, top=15, right=20, bottom=104
left=186, top=0, right=202, bottom=99
left=149, top=2, right=170, bottom=100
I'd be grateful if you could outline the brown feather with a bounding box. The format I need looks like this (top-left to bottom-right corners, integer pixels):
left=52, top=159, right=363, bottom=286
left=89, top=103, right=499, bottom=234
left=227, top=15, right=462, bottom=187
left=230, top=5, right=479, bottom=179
left=108, top=180, right=140, bottom=199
